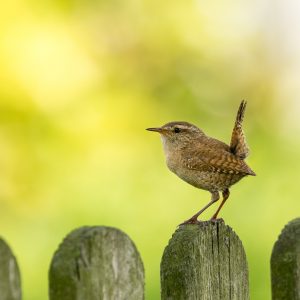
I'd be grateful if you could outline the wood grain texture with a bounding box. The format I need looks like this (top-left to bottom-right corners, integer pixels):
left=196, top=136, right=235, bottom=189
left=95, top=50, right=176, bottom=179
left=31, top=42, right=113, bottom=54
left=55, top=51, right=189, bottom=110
left=0, top=238, right=21, bottom=300
left=271, top=218, right=300, bottom=300
left=160, top=221, right=249, bottom=300
left=49, top=226, right=144, bottom=300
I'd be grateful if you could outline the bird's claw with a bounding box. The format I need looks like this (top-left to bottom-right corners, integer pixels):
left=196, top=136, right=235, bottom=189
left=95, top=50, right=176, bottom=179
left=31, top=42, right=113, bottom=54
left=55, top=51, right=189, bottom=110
left=179, top=217, right=225, bottom=226
left=179, top=218, right=201, bottom=226
left=210, top=217, right=224, bottom=223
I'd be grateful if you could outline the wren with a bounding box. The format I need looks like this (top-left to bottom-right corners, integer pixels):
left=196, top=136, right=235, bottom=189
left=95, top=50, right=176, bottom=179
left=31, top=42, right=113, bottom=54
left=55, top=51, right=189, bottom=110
left=147, top=100, right=255, bottom=224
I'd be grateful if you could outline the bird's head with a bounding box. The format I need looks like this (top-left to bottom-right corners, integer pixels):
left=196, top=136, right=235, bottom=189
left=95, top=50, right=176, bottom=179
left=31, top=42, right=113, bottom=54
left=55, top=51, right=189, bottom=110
left=146, top=121, right=205, bottom=151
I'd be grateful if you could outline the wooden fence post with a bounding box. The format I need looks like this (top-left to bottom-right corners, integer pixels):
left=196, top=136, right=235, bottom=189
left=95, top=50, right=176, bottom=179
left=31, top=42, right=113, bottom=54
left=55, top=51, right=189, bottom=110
left=271, top=218, right=300, bottom=300
left=49, top=226, right=144, bottom=300
left=161, top=221, right=249, bottom=300
left=0, top=238, right=22, bottom=300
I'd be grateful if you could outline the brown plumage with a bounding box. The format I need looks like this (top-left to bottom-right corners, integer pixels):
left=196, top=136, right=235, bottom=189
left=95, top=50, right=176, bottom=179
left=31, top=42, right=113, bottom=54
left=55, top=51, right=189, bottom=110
left=147, top=100, right=255, bottom=224
left=230, top=100, right=250, bottom=159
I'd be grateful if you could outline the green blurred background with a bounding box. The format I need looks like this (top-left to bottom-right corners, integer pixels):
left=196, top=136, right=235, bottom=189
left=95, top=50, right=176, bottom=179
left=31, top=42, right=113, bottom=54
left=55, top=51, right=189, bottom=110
left=1, top=0, right=300, bottom=299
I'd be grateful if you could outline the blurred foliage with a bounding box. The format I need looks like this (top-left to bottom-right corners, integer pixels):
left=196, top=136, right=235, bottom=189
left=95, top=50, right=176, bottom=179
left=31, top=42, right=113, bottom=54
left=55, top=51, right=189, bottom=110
left=1, top=0, right=300, bottom=299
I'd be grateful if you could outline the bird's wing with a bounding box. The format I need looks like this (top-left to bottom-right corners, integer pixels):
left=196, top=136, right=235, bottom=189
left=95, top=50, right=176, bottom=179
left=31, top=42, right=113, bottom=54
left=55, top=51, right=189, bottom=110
left=183, top=144, right=255, bottom=176
left=229, top=100, right=250, bottom=159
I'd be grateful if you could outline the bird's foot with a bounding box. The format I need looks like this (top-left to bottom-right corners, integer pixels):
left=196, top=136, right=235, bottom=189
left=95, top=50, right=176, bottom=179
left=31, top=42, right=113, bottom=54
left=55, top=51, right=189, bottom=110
left=179, top=217, right=201, bottom=226
left=210, top=217, right=224, bottom=223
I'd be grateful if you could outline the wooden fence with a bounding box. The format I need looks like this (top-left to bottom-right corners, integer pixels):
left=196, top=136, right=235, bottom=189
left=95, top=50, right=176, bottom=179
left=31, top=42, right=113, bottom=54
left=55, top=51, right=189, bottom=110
left=0, top=218, right=299, bottom=299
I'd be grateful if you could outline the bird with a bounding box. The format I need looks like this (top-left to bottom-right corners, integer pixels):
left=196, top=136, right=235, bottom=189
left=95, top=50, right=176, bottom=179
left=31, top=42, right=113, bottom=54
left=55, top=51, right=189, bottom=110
left=146, top=100, right=255, bottom=224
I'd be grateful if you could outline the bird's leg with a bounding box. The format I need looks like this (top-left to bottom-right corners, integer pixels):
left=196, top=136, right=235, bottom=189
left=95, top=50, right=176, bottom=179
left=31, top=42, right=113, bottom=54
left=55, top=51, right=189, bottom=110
left=180, top=192, right=220, bottom=225
left=210, top=189, right=230, bottom=221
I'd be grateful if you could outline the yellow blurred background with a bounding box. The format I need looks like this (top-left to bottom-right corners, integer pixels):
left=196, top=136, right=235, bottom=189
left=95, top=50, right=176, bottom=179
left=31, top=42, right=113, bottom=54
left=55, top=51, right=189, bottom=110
left=1, top=0, right=300, bottom=299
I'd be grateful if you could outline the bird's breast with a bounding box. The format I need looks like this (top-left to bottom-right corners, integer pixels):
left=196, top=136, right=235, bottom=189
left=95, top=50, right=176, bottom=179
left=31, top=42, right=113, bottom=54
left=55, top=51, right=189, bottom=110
left=165, top=154, right=178, bottom=174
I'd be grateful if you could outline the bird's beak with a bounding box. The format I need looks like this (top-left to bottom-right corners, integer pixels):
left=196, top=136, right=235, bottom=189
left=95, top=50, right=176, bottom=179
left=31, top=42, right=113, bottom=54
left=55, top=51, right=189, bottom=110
left=146, top=127, right=163, bottom=133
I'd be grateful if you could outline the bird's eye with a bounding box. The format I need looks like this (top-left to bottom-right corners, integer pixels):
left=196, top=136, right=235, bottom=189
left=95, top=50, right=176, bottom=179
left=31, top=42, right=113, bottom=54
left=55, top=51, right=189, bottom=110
left=174, top=127, right=180, bottom=133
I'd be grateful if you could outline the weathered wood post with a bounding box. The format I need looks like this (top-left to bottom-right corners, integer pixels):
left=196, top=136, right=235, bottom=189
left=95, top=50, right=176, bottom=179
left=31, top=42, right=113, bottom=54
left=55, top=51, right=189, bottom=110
left=49, top=226, right=144, bottom=300
left=271, top=218, right=300, bottom=300
left=0, top=238, right=22, bottom=300
left=161, top=221, right=249, bottom=300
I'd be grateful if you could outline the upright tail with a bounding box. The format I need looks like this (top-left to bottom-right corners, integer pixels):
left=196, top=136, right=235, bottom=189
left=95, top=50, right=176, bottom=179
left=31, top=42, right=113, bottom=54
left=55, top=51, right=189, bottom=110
left=230, top=100, right=250, bottom=160
left=235, top=100, right=247, bottom=125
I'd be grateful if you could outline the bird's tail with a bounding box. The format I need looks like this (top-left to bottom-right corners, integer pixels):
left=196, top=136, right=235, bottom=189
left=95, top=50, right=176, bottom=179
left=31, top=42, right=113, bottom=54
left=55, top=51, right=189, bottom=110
left=230, top=100, right=250, bottom=159
left=235, top=100, right=247, bottom=125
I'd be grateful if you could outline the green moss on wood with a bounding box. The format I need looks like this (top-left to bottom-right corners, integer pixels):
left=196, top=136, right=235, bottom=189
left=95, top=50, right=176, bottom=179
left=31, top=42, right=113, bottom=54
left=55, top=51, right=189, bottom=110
left=0, top=238, right=22, bottom=300
left=49, top=226, right=144, bottom=300
left=160, top=221, right=249, bottom=300
left=271, top=218, right=300, bottom=300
